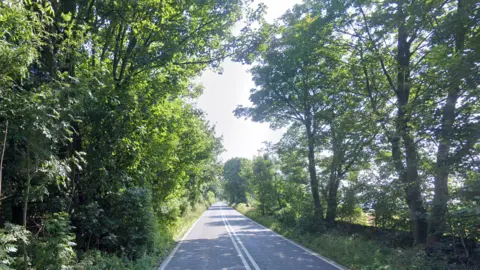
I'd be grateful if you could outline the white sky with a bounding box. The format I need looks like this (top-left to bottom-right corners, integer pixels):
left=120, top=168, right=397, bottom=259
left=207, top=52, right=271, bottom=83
left=196, top=0, right=302, bottom=161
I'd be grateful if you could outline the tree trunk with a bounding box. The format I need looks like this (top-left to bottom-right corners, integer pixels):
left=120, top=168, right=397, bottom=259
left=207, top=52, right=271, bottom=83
left=326, top=141, right=340, bottom=225
left=274, top=174, right=283, bottom=208
left=305, top=121, right=324, bottom=220
left=428, top=0, right=466, bottom=246
left=403, top=124, right=428, bottom=244
left=325, top=171, right=339, bottom=225
left=0, top=120, right=8, bottom=201
left=23, top=145, right=31, bottom=270
left=394, top=3, right=427, bottom=245
left=428, top=90, right=459, bottom=245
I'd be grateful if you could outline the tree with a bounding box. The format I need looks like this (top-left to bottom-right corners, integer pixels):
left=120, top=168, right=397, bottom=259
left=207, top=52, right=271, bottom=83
left=0, top=0, right=254, bottom=266
left=235, top=11, right=341, bottom=220
left=425, top=0, right=480, bottom=246
left=237, top=0, right=479, bottom=252
left=223, top=158, right=250, bottom=204
left=250, top=155, right=277, bottom=215
left=337, top=0, right=480, bottom=244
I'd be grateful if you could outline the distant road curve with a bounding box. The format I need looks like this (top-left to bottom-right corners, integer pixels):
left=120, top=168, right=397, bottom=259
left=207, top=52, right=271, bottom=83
left=159, top=202, right=345, bottom=270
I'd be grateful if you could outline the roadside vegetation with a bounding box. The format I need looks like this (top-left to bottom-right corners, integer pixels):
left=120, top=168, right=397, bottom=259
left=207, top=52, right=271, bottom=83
left=77, top=200, right=214, bottom=269
left=1, top=0, right=478, bottom=269
left=224, top=0, right=478, bottom=269
left=235, top=203, right=446, bottom=270
left=0, top=0, right=253, bottom=269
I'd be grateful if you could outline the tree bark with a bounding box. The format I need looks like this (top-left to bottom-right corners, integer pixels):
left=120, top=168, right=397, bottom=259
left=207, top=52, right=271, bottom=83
left=23, top=144, right=31, bottom=270
left=305, top=120, right=324, bottom=220
left=326, top=137, right=340, bottom=225
left=325, top=171, right=340, bottom=225
left=428, top=0, right=466, bottom=246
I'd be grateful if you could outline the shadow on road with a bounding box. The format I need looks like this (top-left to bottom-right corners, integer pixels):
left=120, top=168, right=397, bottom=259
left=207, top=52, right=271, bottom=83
left=166, top=233, right=245, bottom=270
left=205, top=205, right=228, bottom=211
left=164, top=204, right=341, bottom=270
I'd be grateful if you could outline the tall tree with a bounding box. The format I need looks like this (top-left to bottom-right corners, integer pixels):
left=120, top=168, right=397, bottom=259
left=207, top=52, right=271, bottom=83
left=250, top=154, right=277, bottom=214
left=0, top=0, right=255, bottom=266
left=426, top=0, right=480, bottom=245
left=235, top=12, right=340, bottom=220
left=223, top=158, right=250, bottom=204
left=337, top=0, right=440, bottom=244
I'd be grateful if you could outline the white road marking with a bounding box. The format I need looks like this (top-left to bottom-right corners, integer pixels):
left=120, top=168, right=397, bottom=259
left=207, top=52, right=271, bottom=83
left=222, top=210, right=261, bottom=270
left=222, top=210, right=252, bottom=270
left=230, top=207, right=346, bottom=270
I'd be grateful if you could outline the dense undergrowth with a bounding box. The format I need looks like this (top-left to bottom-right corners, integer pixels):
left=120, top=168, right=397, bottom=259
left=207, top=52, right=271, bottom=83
left=234, top=203, right=465, bottom=270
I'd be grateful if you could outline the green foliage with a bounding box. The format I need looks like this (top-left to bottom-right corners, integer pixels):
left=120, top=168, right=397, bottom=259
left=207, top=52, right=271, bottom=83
left=206, top=190, right=216, bottom=206
left=108, top=188, right=156, bottom=259
left=250, top=155, right=277, bottom=214
left=234, top=203, right=251, bottom=214
left=0, top=0, right=251, bottom=268
left=76, top=251, right=158, bottom=270
left=31, top=212, right=76, bottom=270
left=337, top=188, right=369, bottom=226
left=295, top=213, right=324, bottom=234
left=447, top=172, right=480, bottom=241
left=1, top=0, right=479, bottom=268
left=0, top=223, right=30, bottom=269
left=223, top=158, right=250, bottom=204
left=75, top=202, right=208, bottom=269
left=273, top=206, right=296, bottom=227
left=234, top=0, right=479, bottom=257
left=237, top=206, right=449, bottom=270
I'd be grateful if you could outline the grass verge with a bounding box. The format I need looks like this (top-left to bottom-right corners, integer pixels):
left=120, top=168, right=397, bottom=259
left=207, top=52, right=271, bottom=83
left=235, top=204, right=449, bottom=270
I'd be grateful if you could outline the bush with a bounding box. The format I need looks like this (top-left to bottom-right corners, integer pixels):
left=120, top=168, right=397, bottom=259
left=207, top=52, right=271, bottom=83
left=295, top=213, right=326, bottom=234
left=157, top=197, right=183, bottom=222
left=76, top=250, right=159, bottom=270
left=31, top=212, right=76, bottom=270
left=274, top=206, right=296, bottom=227
left=76, top=202, right=210, bottom=270
left=206, top=190, right=216, bottom=206
left=110, top=188, right=156, bottom=259
left=180, top=200, right=192, bottom=217
left=235, top=203, right=249, bottom=213
left=0, top=223, right=30, bottom=269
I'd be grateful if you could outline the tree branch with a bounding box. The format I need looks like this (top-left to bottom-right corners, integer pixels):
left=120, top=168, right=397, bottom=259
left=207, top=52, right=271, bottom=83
left=358, top=5, right=396, bottom=92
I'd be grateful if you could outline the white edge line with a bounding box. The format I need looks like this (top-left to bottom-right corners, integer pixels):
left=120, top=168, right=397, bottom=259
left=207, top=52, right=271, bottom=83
left=231, top=207, right=348, bottom=270
left=158, top=210, right=205, bottom=270
left=222, top=210, right=252, bottom=270
left=223, top=211, right=261, bottom=270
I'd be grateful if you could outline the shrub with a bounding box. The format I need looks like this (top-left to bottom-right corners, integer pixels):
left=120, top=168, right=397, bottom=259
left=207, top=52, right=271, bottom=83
left=235, top=203, right=249, bottom=213
left=274, top=206, right=296, bottom=227
left=180, top=201, right=193, bottom=217
left=296, top=213, right=326, bottom=233
left=110, top=187, right=156, bottom=259
left=157, top=197, right=183, bottom=222
left=76, top=249, right=159, bottom=270
left=206, top=190, right=216, bottom=206
left=31, top=212, right=76, bottom=270
left=0, top=223, right=30, bottom=269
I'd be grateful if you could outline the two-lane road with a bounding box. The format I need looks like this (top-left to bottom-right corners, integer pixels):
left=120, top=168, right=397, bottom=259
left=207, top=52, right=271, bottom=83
left=160, top=203, right=344, bottom=270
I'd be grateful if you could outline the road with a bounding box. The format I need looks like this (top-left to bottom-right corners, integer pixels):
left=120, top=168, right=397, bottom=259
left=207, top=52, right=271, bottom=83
left=159, top=202, right=344, bottom=270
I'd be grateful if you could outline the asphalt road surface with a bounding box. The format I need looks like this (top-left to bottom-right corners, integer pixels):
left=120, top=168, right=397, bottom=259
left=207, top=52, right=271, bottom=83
left=159, top=202, right=345, bottom=270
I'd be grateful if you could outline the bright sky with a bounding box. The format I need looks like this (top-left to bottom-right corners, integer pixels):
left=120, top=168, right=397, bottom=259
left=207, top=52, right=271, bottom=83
left=196, top=0, right=302, bottom=161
